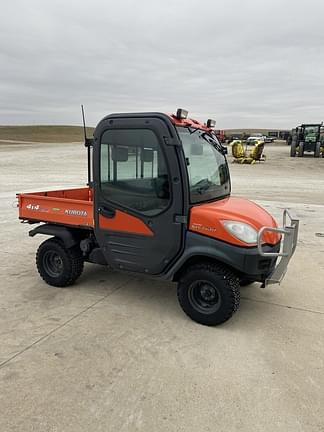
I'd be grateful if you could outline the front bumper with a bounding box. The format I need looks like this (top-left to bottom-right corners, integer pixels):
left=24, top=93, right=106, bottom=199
left=257, top=209, right=299, bottom=286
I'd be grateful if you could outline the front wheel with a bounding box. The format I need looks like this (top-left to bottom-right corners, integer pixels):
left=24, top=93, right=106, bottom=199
left=36, top=238, right=84, bottom=287
left=177, top=263, right=240, bottom=326
left=314, top=142, right=321, bottom=158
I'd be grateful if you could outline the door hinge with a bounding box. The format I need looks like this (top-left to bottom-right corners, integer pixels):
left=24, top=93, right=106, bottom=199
left=174, top=215, right=187, bottom=224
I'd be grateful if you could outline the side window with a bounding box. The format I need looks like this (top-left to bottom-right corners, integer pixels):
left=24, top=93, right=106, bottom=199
left=100, top=129, right=170, bottom=216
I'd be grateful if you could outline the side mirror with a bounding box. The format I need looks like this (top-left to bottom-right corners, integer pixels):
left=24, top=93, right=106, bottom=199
left=142, top=148, right=154, bottom=163
left=191, top=142, right=203, bottom=156
left=111, top=146, right=128, bottom=162
left=222, top=146, right=228, bottom=155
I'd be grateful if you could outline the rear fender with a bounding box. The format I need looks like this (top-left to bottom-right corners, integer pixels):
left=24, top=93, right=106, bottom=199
left=29, top=224, right=81, bottom=248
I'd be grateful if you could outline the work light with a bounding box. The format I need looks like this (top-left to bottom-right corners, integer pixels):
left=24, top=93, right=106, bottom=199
left=176, top=108, right=188, bottom=119
left=207, top=119, right=216, bottom=128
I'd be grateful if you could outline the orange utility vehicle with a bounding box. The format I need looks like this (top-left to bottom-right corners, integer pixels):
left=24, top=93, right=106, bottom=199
left=17, top=109, right=299, bottom=326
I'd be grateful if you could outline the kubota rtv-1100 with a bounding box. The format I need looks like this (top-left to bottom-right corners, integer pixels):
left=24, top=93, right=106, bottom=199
left=17, top=109, right=299, bottom=325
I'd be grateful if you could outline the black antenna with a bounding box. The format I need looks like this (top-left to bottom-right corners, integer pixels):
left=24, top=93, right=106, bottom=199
left=81, top=104, right=87, bottom=142
left=81, top=105, right=93, bottom=187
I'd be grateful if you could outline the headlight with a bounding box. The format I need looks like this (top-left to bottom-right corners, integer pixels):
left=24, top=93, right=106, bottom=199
left=223, top=221, right=258, bottom=244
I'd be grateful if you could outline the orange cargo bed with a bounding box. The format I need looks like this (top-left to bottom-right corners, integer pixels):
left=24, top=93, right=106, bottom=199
left=17, top=187, right=94, bottom=228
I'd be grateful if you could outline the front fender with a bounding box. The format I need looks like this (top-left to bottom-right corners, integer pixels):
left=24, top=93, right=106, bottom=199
left=163, top=231, right=280, bottom=281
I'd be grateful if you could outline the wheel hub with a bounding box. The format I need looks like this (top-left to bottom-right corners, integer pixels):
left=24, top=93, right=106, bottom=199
left=43, top=251, right=64, bottom=277
left=188, top=280, right=221, bottom=314
left=200, top=285, right=217, bottom=301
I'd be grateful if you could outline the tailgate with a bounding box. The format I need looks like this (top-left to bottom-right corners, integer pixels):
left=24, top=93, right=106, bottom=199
left=17, top=187, right=94, bottom=227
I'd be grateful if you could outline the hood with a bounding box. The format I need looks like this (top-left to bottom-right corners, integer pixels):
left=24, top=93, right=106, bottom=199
left=189, top=196, right=280, bottom=246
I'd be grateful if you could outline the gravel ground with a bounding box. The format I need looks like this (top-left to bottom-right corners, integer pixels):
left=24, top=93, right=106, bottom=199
left=0, top=141, right=323, bottom=432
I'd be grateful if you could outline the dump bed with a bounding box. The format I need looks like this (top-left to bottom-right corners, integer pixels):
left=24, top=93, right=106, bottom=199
left=17, top=187, right=94, bottom=227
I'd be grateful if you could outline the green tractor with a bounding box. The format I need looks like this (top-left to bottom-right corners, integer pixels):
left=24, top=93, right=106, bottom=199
left=290, top=123, right=323, bottom=157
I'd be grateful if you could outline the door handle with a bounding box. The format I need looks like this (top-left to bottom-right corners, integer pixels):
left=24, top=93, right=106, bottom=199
left=98, top=206, right=116, bottom=218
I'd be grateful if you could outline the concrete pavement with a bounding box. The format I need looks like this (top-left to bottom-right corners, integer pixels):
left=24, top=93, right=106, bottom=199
left=0, top=142, right=323, bottom=431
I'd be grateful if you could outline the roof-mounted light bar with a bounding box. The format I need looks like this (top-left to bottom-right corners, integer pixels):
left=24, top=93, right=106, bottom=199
left=207, top=119, right=216, bottom=128
left=176, top=108, right=188, bottom=119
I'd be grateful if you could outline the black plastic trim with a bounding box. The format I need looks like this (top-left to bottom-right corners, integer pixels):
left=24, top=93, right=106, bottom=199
left=162, top=231, right=280, bottom=281
left=29, top=224, right=89, bottom=249
left=96, top=112, right=179, bottom=143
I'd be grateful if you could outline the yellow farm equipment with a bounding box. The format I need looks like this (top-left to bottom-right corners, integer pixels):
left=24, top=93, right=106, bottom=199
left=231, top=140, right=266, bottom=164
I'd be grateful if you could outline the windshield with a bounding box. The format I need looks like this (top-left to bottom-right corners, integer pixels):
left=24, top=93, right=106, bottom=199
left=303, top=126, right=319, bottom=141
left=304, top=126, right=317, bottom=135
left=177, top=127, right=230, bottom=204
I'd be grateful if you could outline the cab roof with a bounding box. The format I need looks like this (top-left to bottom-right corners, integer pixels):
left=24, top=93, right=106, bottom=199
left=167, top=113, right=210, bottom=131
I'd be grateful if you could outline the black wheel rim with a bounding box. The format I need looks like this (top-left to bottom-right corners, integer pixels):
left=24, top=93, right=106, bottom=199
left=188, top=280, right=221, bottom=314
left=43, top=251, right=64, bottom=278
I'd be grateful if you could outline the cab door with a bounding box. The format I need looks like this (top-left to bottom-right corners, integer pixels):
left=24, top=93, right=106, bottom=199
left=93, top=113, right=187, bottom=275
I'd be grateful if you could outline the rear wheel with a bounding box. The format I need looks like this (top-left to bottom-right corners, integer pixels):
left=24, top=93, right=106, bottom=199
left=314, top=142, right=321, bottom=158
left=177, top=263, right=240, bottom=326
left=298, top=142, right=304, bottom=157
left=36, top=238, right=84, bottom=287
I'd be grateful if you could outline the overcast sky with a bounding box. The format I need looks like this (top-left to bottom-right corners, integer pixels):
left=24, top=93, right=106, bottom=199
left=1, top=0, right=323, bottom=128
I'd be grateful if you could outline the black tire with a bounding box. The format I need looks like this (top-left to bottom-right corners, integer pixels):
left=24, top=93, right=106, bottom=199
left=314, top=142, right=321, bottom=158
left=290, top=141, right=297, bottom=157
left=36, top=238, right=84, bottom=287
left=298, top=142, right=304, bottom=157
left=177, top=263, right=240, bottom=326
